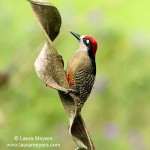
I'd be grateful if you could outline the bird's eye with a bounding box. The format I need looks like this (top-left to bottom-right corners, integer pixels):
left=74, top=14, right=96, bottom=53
left=83, top=38, right=90, bottom=45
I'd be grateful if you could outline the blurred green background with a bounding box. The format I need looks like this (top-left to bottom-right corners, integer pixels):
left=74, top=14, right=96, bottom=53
left=0, top=0, right=150, bottom=150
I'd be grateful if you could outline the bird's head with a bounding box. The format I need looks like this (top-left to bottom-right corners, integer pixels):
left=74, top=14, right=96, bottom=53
left=70, top=31, right=98, bottom=57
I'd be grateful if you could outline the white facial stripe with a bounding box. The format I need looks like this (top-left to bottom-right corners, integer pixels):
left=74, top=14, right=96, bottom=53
left=86, top=40, right=89, bottom=43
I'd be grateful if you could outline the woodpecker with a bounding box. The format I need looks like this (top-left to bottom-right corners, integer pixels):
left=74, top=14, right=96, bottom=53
left=66, top=31, right=98, bottom=113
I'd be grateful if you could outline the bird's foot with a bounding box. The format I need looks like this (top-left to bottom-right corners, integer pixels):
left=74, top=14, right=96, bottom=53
left=65, top=88, right=79, bottom=96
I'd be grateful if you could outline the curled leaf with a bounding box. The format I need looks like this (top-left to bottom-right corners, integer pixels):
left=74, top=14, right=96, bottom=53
left=28, top=0, right=95, bottom=149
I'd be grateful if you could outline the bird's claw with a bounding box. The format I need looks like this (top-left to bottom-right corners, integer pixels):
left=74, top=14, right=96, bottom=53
left=65, top=89, right=79, bottom=96
left=65, top=89, right=76, bottom=94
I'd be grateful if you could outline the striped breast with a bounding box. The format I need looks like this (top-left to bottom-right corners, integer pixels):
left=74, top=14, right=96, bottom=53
left=66, top=50, right=96, bottom=109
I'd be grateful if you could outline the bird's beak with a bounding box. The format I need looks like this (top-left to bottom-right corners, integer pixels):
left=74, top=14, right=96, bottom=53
left=70, top=31, right=80, bottom=41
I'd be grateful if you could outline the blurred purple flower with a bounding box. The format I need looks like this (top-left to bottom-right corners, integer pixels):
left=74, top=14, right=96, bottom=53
left=127, top=130, right=146, bottom=150
left=103, top=123, right=119, bottom=140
